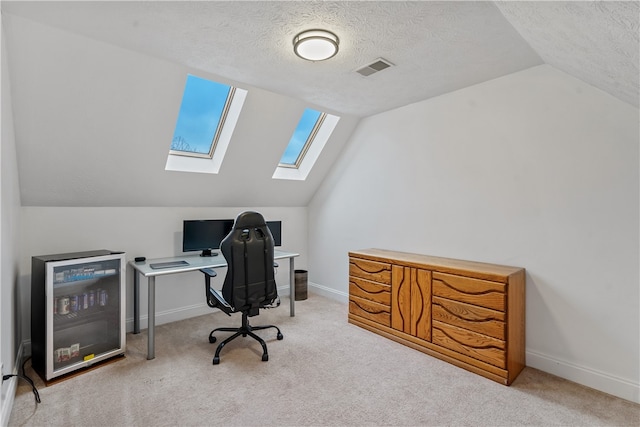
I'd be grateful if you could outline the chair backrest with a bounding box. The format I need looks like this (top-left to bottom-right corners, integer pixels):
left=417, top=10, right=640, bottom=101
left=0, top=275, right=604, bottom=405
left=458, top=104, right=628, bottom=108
left=220, top=211, right=277, bottom=314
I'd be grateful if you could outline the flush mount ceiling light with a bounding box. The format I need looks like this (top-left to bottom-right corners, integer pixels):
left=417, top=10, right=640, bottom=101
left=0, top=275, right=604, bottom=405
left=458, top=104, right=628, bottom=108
left=293, top=29, right=339, bottom=61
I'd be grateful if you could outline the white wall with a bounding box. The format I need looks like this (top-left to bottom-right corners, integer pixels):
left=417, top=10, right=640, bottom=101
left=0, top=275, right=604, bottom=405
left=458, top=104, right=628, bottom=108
left=308, top=65, right=639, bottom=403
left=1, top=21, right=23, bottom=426
left=18, top=207, right=306, bottom=344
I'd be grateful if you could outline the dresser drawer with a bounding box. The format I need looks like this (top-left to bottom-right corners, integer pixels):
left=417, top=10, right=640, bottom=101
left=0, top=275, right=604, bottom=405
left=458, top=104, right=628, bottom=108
left=432, top=321, right=506, bottom=369
left=349, top=257, right=392, bottom=284
left=432, top=297, right=504, bottom=340
left=349, top=295, right=391, bottom=327
left=349, top=276, right=390, bottom=306
left=432, top=272, right=505, bottom=311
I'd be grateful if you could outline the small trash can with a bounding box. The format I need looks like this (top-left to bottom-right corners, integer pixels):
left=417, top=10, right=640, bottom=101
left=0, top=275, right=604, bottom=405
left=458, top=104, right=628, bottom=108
left=294, top=269, right=308, bottom=301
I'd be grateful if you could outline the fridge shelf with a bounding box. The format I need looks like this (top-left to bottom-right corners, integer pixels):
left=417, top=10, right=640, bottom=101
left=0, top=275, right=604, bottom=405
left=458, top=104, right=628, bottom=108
left=53, top=270, right=118, bottom=285
left=53, top=306, right=117, bottom=331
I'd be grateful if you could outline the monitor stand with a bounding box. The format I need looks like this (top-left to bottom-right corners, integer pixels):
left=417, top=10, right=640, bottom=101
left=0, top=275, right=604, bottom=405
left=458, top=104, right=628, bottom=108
left=200, top=249, right=218, bottom=257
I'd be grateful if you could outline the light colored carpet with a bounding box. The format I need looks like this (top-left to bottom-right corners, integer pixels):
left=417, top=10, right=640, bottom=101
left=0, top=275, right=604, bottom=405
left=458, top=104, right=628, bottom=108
left=9, top=294, right=640, bottom=426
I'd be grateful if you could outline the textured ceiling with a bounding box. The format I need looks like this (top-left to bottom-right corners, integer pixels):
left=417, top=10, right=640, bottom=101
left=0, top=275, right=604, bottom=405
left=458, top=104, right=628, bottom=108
left=2, top=1, right=638, bottom=208
left=5, top=0, right=637, bottom=117
left=496, top=1, right=639, bottom=108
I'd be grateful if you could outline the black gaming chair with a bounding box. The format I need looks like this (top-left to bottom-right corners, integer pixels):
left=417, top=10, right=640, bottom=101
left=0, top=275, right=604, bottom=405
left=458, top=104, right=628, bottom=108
left=200, top=211, right=282, bottom=364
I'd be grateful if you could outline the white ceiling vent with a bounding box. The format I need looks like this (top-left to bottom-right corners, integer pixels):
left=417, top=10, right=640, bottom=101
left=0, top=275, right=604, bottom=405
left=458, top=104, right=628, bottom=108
left=355, top=58, right=394, bottom=76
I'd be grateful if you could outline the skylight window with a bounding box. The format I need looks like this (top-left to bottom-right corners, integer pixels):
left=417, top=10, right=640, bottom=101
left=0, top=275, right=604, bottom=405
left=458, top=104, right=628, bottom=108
left=170, top=75, right=234, bottom=159
left=273, top=109, right=340, bottom=181
left=279, top=108, right=324, bottom=168
left=165, top=74, right=247, bottom=174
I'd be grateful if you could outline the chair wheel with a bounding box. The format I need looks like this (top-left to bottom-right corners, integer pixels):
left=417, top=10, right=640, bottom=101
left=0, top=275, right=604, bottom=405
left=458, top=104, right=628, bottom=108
left=277, top=333, right=283, bottom=340
left=209, top=336, right=217, bottom=344
left=213, top=357, right=220, bottom=365
left=262, top=354, right=269, bottom=362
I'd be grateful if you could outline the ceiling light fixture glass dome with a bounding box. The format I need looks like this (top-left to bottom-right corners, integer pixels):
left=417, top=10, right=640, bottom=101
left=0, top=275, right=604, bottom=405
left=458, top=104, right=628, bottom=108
left=293, top=29, right=339, bottom=61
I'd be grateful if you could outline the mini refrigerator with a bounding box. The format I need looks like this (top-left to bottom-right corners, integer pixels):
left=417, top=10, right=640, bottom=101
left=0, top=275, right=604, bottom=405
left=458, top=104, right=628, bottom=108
left=31, top=250, right=126, bottom=381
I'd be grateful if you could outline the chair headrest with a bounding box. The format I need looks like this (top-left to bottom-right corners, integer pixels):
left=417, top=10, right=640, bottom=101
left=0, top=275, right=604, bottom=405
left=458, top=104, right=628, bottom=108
left=233, top=211, right=266, bottom=229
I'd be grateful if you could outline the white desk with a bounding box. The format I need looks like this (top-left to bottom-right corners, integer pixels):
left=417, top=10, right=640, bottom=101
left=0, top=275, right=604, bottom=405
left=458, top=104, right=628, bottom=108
left=130, top=250, right=300, bottom=359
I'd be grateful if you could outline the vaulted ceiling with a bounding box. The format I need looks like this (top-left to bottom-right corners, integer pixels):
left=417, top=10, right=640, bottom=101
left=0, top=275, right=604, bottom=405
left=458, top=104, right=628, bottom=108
left=2, top=1, right=638, bottom=207
left=4, top=1, right=638, bottom=115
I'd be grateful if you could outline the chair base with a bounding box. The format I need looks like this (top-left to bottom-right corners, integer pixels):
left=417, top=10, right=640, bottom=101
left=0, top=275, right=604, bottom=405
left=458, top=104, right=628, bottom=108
left=209, top=311, right=283, bottom=364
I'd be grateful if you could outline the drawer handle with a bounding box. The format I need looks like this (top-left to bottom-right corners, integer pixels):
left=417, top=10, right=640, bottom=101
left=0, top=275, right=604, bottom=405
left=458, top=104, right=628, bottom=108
left=350, top=299, right=388, bottom=315
left=434, top=325, right=504, bottom=351
left=434, top=301, right=502, bottom=322
left=351, top=262, right=389, bottom=274
left=436, top=279, right=502, bottom=296
left=350, top=280, right=387, bottom=295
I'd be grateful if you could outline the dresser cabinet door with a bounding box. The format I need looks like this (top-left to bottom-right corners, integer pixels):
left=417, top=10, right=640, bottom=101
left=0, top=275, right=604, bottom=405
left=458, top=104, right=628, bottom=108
left=391, top=265, right=431, bottom=341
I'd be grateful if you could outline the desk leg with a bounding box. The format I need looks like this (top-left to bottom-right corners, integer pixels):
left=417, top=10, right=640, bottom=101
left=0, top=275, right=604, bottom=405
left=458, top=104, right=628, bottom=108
left=147, top=276, right=156, bottom=360
left=133, top=270, right=140, bottom=334
left=289, top=257, right=295, bottom=317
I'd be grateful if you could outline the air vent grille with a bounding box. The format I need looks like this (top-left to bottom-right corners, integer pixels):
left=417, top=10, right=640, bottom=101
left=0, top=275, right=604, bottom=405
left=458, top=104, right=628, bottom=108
left=356, top=58, right=394, bottom=77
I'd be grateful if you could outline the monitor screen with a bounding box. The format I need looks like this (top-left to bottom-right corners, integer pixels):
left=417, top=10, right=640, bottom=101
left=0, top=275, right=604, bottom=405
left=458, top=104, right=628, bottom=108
left=182, top=219, right=234, bottom=257
left=266, top=221, right=282, bottom=247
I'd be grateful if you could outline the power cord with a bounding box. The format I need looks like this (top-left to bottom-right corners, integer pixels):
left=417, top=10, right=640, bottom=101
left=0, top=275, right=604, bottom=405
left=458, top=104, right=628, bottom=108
left=2, top=357, right=41, bottom=404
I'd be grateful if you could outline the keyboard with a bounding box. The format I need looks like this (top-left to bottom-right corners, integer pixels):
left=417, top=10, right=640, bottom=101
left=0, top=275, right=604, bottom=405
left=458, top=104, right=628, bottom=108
left=149, top=260, right=189, bottom=269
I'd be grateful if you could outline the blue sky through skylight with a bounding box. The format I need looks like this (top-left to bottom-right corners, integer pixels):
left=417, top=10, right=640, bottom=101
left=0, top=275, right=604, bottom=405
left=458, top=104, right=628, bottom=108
left=171, top=75, right=231, bottom=155
left=280, top=108, right=322, bottom=165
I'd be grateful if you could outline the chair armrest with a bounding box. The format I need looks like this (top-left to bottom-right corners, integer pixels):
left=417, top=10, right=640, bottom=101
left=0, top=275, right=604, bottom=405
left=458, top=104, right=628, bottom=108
left=200, top=268, right=217, bottom=278
left=200, top=268, right=232, bottom=314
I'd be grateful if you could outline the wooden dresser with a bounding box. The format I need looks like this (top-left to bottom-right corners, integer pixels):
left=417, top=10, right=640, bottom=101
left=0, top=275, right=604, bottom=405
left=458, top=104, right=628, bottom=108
left=348, top=248, right=525, bottom=385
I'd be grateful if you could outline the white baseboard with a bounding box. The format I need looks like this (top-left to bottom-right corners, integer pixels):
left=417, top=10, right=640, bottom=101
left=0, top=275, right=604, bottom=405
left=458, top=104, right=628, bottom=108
left=308, top=281, right=348, bottom=303
left=0, top=343, right=24, bottom=427
left=0, top=368, right=16, bottom=427
left=526, top=350, right=639, bottom=403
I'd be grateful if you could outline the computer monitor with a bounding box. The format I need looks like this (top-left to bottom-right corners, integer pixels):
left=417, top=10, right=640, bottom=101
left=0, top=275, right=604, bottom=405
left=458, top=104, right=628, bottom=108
left=182, top=219, right=233, bottom=257
left=266, top=221, right=282, bottom=247
left=183, top=219, right=282, bottom=256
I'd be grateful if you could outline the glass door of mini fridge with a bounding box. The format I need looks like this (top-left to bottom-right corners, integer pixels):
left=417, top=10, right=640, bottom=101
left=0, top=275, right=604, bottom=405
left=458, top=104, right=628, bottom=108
left=46, top=253, right=125, bottom=379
